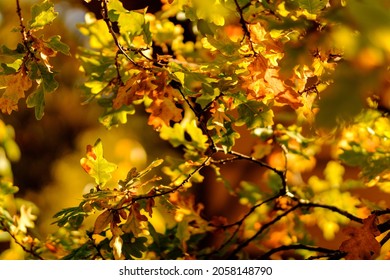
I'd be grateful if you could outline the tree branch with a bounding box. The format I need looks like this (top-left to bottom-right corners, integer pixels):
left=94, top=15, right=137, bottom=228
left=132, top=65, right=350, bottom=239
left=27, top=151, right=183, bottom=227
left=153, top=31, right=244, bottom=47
left=259, top=244, right=341, bottom=260
left=297, top=201, right=363, bottom=224
left=1, top=221, right=44, bottom=260
left=100, top=0, right=145, bottom=69
left=229, top=204, right=300, bottom=258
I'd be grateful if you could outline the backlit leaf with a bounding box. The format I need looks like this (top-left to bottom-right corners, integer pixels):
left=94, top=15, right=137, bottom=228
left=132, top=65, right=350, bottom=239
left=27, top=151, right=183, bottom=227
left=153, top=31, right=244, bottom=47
left=0, top=70, right=32, bottom=114
left=45, top=35, right=70, bottom=55
left=80, top=139, right=117, bottom=187
left=26, top=86, right=45, bottom=120
left=28, top=0, right=58, bottom=31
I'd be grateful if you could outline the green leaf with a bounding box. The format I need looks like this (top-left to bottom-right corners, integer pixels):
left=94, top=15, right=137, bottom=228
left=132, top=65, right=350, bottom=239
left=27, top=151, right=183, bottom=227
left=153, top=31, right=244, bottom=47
left=107, top=0, right=127, bottom=22
left=212, top=122, right=240, bottom=153
left=62, top=241, right=96, bottom=260
left=121, top=233, right=148, bottom=259
left=0, top=60, right=23, bottom=75
left=39, top=64, right=59, bottom=93
left=117, top=11, right=146, bottom=43
left=236, top=101, right=274, bottom=129
left=46, top=35, right=70, bottom=55
left=26, top=86, right=45, bottom=120
left=28, top=0, right=58, bottom=31
left=296, top=0, right=327, bottom=14
left=80, top=139, right=117, bottom=187
left=0, top=181, right=19, bottom=195
left=52, top=206, right=85, bottom=227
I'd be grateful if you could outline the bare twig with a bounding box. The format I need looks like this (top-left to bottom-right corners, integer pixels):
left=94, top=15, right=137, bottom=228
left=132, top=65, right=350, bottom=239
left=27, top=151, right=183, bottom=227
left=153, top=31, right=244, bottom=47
left=215, top=148, right=287, bottom=193
left=380, top=231, right=390, bottom=246
left=378, top=219, right=390, bottom=234
left=259, top=244, right=341, bottom=259
left=229, top=204, right=300, bottom=258
left=233, top=0, right=256, bottom=54
left=1, top=221, right=44, bottom=260
left=298, top=201, right=363, bottom=224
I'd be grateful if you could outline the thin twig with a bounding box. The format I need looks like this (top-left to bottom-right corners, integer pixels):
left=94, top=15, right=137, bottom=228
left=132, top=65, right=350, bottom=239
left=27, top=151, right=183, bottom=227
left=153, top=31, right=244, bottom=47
left=216, top=148, right=287, bottom=193
left=233, top=0, right=256, bottom=54
left=380, top=231, right=390, bottom=246
left=259, top=244, right=341, bottom=259
left=134, top=156, right=212, bottom=201
left=229, top=204, right=300, bottom=258
left=223, top=194, right=280, bottom=229
left=1, top=221, right=44, bottom=260
left=298, top=201, right=363, bottom=224
left=100, top=0, right=144, bottom=69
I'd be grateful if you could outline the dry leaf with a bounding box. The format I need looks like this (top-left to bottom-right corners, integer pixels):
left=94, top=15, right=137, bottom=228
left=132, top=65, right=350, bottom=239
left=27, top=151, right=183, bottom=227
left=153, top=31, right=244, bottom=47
left=0, top=70, right=32, bottom=114
left=339, top=214, right=381, bottom=259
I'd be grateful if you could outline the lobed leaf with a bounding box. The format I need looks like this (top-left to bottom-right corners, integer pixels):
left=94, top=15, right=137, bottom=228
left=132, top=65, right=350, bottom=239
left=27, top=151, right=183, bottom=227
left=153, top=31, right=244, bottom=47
left=28, top=0, right=58, bottom=31
left=80, top=139, right=117, bottom=187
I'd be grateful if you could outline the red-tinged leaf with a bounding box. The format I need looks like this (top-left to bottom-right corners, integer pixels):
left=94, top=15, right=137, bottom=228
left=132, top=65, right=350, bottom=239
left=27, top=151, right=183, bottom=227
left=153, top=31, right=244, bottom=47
left=80, top=139, right=117, bottom=187
left=145, top=197, right=155, bottom=217
left=339, top=214, right=381, bottom=259
left=94, top=210, right=113, bottom=234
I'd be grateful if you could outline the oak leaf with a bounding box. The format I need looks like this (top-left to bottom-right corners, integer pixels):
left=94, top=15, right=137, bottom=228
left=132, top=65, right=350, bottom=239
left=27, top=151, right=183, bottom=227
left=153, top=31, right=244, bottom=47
left=80, top=139, right=117, bottom=187
left=146, top=87, right=183, bottom=129
left=339, top=214, right=381, bottom=259
left=93, top=210, right=113, bottom=234
left=0, top=70, right=32, bottom=114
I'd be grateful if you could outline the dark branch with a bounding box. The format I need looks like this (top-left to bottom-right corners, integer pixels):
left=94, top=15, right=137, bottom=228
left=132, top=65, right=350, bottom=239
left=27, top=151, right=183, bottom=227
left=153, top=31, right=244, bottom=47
left=259, top=244, right=341, bottom=260
left=380, top=231, right=390, bottom=246
left=298, top=201, right=363, bottom=224
left=233, top=0, right=256, bottom=54
left=229, top=204, right=300, bottom=258
left=372, top=208, right=390, bottom=216
left=377, top=219, right=390, bottom=233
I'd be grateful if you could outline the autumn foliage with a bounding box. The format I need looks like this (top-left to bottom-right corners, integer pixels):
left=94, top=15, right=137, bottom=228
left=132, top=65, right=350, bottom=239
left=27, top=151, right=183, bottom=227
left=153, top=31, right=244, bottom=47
left=0, top=0, right=390, bottom=260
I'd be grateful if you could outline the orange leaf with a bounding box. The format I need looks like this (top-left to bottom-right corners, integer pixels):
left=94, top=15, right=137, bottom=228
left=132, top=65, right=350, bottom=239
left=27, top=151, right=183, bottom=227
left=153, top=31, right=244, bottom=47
left=0, top=70, right=32, bottom=114
left=147, top=95, right=183, bottom=129
left=339, top=214, right=381, bottom=259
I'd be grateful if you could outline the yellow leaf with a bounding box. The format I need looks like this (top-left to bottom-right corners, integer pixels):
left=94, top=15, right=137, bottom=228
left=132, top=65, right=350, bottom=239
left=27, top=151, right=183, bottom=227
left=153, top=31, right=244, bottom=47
left=0, top=71, right=32, bottom=114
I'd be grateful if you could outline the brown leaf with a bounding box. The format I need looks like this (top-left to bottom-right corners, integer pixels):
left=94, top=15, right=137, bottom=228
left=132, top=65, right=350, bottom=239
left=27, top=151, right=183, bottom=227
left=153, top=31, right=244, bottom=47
left=145, top=197, right=155, bottom=217
left=113, top=72, right=155, bottom=110
left=93, top=210, right=113, bottom=234
left=339, top=214, right=381, bottom=260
